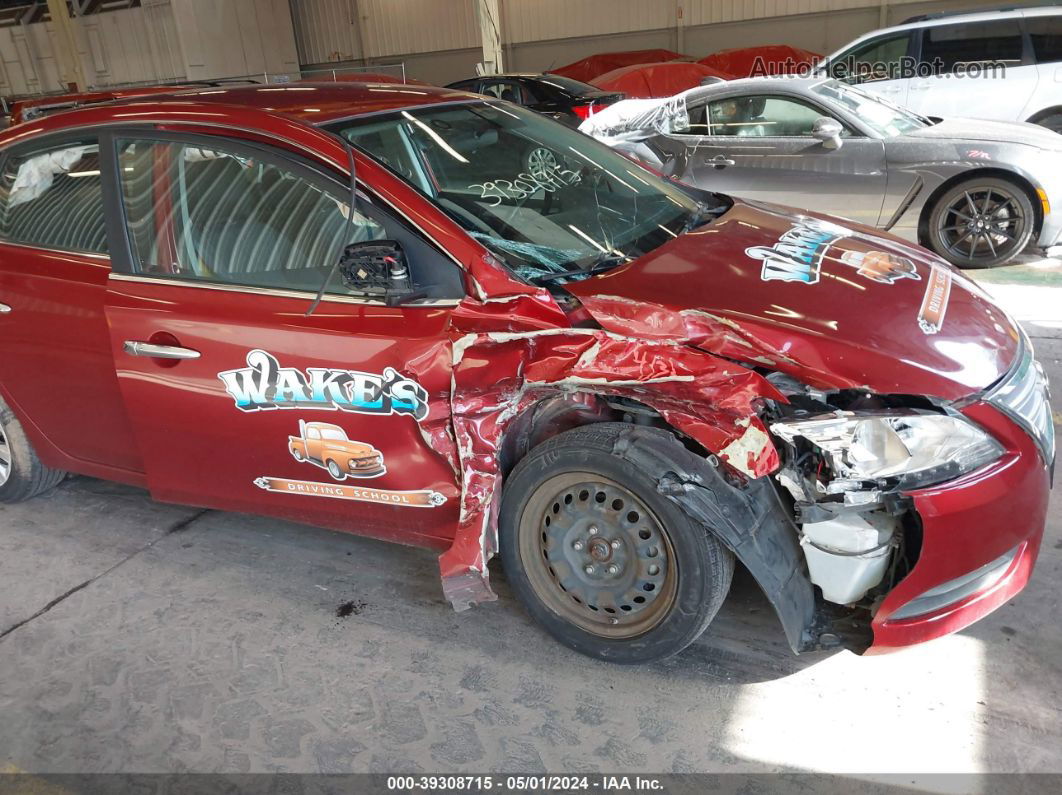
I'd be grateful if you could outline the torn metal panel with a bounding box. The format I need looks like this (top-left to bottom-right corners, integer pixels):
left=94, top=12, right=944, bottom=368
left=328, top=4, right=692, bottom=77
left=437, top=326, right=785, bottom=610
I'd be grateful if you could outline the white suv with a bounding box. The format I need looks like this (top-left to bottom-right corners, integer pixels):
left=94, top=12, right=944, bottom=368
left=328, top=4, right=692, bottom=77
left=815, top=7, right=1062, bottom=132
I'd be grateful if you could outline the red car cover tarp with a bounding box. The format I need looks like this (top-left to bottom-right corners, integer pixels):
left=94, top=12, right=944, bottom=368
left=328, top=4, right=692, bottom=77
left=590, top=61, right=732, bottom=98
left=549, top=49, right=688, bottom=83
left=698, top=45, right=821, bottom=78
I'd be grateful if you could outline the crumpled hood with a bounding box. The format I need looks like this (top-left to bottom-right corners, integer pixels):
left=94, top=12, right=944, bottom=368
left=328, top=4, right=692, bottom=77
left=566, top=200, right=1020, bottom=401
left=905, top=117, right=1062, bottom=149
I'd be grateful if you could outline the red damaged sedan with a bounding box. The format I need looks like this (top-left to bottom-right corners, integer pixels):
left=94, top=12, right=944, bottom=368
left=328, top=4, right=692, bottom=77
left=0, top=83, right=1052, bottom=663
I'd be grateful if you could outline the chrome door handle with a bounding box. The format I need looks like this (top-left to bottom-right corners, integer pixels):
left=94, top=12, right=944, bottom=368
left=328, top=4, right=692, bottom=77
left=0, top=303, right=11, bottom=314
left=123, top=341, right=201, bottom=360
left=710, top=155, right=735, bottom=168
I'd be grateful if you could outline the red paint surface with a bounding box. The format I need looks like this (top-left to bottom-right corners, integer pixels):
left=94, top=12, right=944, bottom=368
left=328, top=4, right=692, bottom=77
left=698, top=45, right=821, bottom=78
left=868, top=402, right=1049, bottom=651
left=549, top=49, right=689, bottom=83
left=591, top=62, right=733, bottom=98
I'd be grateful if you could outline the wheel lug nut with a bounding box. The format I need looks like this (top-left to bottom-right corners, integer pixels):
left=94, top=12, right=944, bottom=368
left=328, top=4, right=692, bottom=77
left=588, top=526, right=599, bottom=535
left=584, top=565, right=595, bottom=575
left=610, top=539, right=621, bottom=549
left=573, top=540, right=584, bottom=551
left=609, top=618, right=619, bottom=625
left=607, top=565, right=619, bottom=575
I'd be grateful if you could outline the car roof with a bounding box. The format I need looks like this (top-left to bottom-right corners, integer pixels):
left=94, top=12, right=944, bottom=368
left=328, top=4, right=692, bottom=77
left=839, top=4, right=1059, bottom=43
left=121, top=82, right=479, bottom=124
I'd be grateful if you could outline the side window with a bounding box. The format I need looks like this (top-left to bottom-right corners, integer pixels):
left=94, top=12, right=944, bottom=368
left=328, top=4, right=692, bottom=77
left=0, top=139, right=108, bottom=254
left=1028, top=17, right=1062, bottom=65
left=832, top=33, right=912, bottom=82
left=922, top=21, right=1024, bottom=73
left=307, top=427, right=321, bottom=440
left=481, top=81, right=524, bottom=104
left=707, top=96, right=832, bottom=137
left=115, top=137, right=463, bottom=299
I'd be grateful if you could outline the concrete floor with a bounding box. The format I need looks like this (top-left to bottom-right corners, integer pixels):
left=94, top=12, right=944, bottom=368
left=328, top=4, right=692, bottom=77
left=0, top=267, right=1060, bottom=781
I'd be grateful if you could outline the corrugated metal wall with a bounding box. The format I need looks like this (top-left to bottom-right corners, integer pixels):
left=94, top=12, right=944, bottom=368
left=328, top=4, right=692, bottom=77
left=291, top=0, right=988, bottom=64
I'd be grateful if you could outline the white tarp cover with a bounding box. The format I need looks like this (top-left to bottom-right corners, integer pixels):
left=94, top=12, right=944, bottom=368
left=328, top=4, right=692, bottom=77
left=577, top=84, right=719, bottom=145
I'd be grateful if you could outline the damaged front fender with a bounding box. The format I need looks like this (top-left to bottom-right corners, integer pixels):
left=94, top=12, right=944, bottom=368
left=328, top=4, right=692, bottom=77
left=437, top=326, right=787, bottom=612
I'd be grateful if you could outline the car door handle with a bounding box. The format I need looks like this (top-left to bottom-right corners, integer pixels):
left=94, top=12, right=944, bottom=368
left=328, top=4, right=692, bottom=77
left=123, top=341, right=201, bottom=360
left=710, top=155, right=735, bottom=168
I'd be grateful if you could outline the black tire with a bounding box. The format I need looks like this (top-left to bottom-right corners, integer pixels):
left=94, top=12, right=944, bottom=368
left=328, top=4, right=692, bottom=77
left=0, top=395, right=65, bottom=503
left=291, top=447, right=303, bottom=461
left=326, top=459, right=345, bottom=480
left=926, top=176, right=1035, bottom=268
left=499, top=423, right=734, bottom=664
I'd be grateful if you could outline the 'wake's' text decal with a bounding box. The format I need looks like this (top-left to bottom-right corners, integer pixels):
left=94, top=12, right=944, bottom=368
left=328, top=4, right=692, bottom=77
left=219, top=349, right=429, bottom=421
left=746, top=217, right=850, bottom=284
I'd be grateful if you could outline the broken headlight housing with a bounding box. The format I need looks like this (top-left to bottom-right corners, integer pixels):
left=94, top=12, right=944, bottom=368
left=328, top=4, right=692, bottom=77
left=772, top=412, right=1004, bottom=490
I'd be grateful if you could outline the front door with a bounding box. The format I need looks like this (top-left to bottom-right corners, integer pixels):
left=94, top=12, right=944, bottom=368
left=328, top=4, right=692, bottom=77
left=102, top=132, right=464, bottom=546
left=665, top=93, right=888, bottom=228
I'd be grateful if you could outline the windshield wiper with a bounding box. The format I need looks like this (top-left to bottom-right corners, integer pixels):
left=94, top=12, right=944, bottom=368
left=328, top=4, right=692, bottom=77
left=532, top=252, right=631, bottom=285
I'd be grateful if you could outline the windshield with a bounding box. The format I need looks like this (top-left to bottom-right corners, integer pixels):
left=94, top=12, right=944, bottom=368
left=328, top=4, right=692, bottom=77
left=327, top=101, right=720, bottom=285
left=811, top=80, right=927, bottom=137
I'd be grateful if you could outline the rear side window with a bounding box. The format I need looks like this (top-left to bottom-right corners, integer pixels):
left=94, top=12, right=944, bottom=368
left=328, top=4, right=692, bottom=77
left=0, top=139, right=108, bottom=254
left=922, top=20, right=1024, bottom=73
left=1028, top=16, right=1062, bottom=65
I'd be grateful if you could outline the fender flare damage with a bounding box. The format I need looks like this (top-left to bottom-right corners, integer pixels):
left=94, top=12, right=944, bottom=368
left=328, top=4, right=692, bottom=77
left=434, top=327, right=816, bottom=651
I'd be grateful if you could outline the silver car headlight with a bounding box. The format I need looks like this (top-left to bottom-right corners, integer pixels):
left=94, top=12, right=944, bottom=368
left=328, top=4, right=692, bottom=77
left=772, top=412, right=1004, bottom=489
left=983, top=338, right=1055, bottom=465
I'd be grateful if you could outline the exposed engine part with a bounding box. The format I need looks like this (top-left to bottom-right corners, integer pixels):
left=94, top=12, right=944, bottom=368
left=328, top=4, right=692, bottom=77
left=765, top=381, right=931, bottom=608
left=800, top=512, right=899, bottom=604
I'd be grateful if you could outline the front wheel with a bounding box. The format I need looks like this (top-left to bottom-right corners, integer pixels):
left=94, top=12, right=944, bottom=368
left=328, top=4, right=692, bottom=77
left=499, top=423, right=734, bottom=664
left=926, top=177, right=1035, bottom=268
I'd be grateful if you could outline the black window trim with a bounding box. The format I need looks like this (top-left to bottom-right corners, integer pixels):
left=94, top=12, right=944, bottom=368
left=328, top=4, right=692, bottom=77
left=100, top=127, right=465, bottom=306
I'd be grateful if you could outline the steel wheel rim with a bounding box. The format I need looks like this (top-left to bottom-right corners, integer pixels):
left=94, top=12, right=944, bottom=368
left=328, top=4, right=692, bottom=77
left=0, top=424, right=9, bottom=486
left=527, top=147, right=559, bottom=181
left=517, top=472, right=677, bottom=639
left=936, top=185, right=1027, bottom=265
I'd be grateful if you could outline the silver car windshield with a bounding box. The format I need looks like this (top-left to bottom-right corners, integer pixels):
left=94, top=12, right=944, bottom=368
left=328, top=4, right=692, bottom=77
left=329, top=102, right=719, bottom=285
left=811, top=81, right=927, bottom=137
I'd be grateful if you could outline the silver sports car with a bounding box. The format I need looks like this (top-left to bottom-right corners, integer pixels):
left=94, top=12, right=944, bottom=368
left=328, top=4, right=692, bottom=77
left=579, top=77, right=1062, bottom=267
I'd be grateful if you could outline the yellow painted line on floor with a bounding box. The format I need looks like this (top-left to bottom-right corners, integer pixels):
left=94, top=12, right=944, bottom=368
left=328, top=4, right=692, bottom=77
left=0, top=763, right=72, bottom=794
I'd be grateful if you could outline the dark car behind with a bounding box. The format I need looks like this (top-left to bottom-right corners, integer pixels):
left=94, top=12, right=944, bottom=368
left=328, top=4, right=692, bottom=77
left=445, top=73, right=623, bottom=126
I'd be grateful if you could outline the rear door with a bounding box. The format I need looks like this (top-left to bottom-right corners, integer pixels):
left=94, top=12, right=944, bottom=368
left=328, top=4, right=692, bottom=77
left=1025, top=13, right=1062, bottom=123
left=668, top=93, right=888, bottom=227
left=102, top=131, right=464, bottom=545
left=906, top=18, right=1029, bottom=120
left=0, top=134, right=143, bottom=478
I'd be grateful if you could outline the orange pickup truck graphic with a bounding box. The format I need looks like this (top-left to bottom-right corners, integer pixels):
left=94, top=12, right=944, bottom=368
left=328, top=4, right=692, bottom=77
left=288, top=420, right=386, bottom=481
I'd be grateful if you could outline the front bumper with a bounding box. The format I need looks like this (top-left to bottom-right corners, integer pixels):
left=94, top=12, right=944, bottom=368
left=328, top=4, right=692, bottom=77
left=867, top=402, right=1050, bottom=652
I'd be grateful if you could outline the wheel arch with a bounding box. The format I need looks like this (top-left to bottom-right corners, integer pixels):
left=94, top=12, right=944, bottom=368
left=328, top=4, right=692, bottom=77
left=917, top=167, right=1043, bottom=249
left=1025, top=105, right=1062, bottom=128
left=495, top=396, right=818, bottom=653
